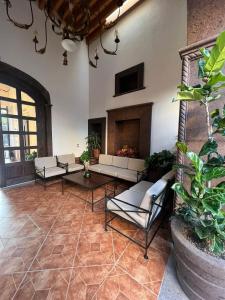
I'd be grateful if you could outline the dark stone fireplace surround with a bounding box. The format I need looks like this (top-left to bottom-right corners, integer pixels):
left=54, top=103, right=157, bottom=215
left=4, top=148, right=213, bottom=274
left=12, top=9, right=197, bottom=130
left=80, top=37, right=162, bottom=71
left=107, top=103, right=153, bottom=159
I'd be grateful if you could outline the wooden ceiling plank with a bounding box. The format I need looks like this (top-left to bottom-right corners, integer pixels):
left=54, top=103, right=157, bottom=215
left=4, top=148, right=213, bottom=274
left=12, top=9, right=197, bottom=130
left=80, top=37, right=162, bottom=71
left=38, top=0, right=46, bottom=10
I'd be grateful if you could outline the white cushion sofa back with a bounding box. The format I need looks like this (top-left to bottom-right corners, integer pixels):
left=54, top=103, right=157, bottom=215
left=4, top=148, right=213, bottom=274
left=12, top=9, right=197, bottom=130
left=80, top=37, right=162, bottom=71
left=89, top=154, right=145, bottom=182
left=57, top=154, right=84, bottom=173
left=34, top=156, right=66, bottom=178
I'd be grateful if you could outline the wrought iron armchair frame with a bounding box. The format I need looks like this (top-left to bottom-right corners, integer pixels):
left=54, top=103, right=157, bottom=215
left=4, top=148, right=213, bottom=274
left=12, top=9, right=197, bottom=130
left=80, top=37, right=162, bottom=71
left=105, top=180, right=173, bottom=259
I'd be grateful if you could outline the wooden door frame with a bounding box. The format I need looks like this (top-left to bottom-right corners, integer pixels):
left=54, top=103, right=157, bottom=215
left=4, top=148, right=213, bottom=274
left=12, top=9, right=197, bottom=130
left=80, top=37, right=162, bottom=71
left=0, top=61, right=52, bottom=187
left=88, top=117, right=106, bottom=154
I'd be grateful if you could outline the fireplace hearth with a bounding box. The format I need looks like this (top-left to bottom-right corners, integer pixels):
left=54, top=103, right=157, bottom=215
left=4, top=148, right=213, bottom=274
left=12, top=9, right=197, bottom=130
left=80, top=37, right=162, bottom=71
left=107, top=103, right=153, bottom=158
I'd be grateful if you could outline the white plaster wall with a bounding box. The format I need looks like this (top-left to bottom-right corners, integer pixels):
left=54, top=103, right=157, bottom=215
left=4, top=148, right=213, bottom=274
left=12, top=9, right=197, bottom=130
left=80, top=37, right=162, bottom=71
left=89, top=0, right=187, bottom=154
left=0, top=1, right=89, bottom=156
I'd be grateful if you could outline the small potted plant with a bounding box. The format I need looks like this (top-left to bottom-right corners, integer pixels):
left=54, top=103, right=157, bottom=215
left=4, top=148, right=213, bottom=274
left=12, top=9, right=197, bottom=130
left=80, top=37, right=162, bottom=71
left=86, top=132, right=101, bottom=159
left=80, top=149, right=91, bottom=178
left=145, top=150, right=175, bottom=182
left=171, top=30, right=225, bottom=299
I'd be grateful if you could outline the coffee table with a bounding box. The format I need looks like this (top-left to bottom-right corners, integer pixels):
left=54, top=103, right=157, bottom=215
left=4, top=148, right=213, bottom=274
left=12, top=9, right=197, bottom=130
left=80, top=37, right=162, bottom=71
left=62, top=171, right=115, bottom=211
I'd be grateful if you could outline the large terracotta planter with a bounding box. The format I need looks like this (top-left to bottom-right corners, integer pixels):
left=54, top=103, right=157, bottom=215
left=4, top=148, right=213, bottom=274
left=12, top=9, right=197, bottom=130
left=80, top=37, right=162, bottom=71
left=171, top=218, right=225, bottom=300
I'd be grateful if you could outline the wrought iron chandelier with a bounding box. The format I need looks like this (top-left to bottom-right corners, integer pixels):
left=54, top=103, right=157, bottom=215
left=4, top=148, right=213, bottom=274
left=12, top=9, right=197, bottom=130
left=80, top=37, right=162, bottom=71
left=3, top=0, right=123, bottom=67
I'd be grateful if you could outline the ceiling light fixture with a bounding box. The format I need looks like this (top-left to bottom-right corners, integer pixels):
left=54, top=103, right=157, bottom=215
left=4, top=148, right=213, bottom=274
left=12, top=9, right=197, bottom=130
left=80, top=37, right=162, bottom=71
left=3, top=0, right=130, bottom=67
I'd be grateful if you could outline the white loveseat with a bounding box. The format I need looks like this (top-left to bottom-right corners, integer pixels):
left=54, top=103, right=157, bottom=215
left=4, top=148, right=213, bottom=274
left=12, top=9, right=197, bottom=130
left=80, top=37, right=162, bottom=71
left=88, top=154, right=146, bottom=182
left=57, top=154, right=84, bottom=173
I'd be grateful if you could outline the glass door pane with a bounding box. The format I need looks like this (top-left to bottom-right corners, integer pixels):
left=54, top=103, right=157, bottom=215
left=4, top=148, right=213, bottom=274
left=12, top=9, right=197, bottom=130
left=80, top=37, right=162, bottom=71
left=22, top=104, right=36, bottom=118
left=3, top=134, right=20, bottom=147
left=1, top=117, right=19, bottom=131
left=24, top=134, right=37, bottom=147
left=4, top=150, right=21, bottom=164
left=23, top=119, right=37, bottom=132
left=21, top=91, right=35, bottom=103
left=0, top=100, right=18, bottom=115
left=0, top=83, right=16, bottom=99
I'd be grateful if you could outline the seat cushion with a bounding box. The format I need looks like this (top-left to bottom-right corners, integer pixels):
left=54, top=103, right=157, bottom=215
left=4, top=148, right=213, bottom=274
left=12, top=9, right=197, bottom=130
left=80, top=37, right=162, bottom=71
left=89, top=164, right=118, bottom=177
left=117, top=168, right=138, bottom=182
left=130, top=181, right=154, bottom=193
left=99, top=154, right=113, bottom=166
left=107, top=190, right=148, bottom=227
left=112, top=156, right=128, bottom=169
left=35, top=157, right=57, bottom=169
left=57, top=154, right=75, bottom=165
left=88, top=164, right=102, bottom=173
left=68, top=163, right=84, bottom=172
left=128, top=158, right=145, bottom=172
left=38, top=166, right=66, bottom=178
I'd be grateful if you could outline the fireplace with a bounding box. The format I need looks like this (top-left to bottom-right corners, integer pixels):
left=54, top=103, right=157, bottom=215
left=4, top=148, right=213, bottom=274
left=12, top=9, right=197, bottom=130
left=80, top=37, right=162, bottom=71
left=107, top=103, right=153, bottom=158
left=115, top=119, right=140, bottom=157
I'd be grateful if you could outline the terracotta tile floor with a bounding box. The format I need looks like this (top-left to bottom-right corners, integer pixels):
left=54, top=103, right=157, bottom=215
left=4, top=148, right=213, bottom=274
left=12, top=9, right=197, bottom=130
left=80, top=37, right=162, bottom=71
left=0, top=182, right=171, bottom=300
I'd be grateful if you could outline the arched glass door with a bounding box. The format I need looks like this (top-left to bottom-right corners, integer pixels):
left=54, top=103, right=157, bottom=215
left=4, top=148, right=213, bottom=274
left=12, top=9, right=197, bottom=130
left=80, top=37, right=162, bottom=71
left=0, top=83, right=40, bottom=186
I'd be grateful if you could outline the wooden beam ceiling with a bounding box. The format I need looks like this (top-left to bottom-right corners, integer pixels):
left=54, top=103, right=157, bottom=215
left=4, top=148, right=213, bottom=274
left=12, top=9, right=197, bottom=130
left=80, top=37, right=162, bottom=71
left=37, top=0, right=119, bottom=41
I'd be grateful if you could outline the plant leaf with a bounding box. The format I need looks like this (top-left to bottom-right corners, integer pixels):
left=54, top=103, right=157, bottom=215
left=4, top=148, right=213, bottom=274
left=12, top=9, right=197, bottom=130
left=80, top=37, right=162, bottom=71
left=211, top=109, right=220, bottom=118
left=186, top=152, right=204, bottom=172
left=203, top=166, right=225, bottom=181
left=202, top=198, right=220, bottom=215
left=172, top=183, right=191, bottom=204
left=175, top=90, right=203, bottom=101
left=207, top=71, right=225, bottom=86
left=200, top=47, right=210, bottom=61
left=205, top=31, right=225, bottom=74
left=199, top=140, right=218, bottom=156
left=195, top=226, right=209, bottom=239
left=176, top=142, right=188, bottom=154
left=210, top=235, right=224, bottom=254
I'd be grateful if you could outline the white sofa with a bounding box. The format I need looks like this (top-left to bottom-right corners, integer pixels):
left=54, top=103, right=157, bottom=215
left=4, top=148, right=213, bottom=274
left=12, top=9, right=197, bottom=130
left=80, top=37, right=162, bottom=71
left=57, top=154, right=84, bottom=173
left=88, top=154, right=146, bottom=182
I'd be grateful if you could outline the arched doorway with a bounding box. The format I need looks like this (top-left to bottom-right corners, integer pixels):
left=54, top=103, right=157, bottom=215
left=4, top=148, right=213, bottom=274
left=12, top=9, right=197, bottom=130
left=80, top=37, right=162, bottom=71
left=0, top=62, right=52, bottom=187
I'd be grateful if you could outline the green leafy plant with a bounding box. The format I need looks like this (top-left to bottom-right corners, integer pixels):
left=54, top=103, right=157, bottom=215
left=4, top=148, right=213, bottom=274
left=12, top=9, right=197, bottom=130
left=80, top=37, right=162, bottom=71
left=86, top=132, right=101, bottom=150
left=80, top=150, right=90, bottom=163
left=173, top=30, right=225, bottom=255
left=145, top=150, right=175, bottom=169
left=25, top=151, right=37, bottom=161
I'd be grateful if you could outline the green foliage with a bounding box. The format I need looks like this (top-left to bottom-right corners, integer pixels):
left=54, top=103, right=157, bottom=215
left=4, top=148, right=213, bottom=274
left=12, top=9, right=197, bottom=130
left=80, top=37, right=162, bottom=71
left=86, top=132, right=101, bottom=150
left=25, top=151, right=37, bottom=161
left=173, top=142, right=225, bottom=255
left=145, top=150, right=175, bottom=169
left=173, top=30, right=225, bottom=256
left=211, top=105, right=225, bottom=136
left=80, top=150, right=90, bottom=163
left=204, top=31, right=225, bottom=74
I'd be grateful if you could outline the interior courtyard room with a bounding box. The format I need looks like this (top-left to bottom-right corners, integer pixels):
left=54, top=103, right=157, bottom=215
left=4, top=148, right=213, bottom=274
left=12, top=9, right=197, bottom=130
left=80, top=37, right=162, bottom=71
left=0, top=0, right=225, bottom=299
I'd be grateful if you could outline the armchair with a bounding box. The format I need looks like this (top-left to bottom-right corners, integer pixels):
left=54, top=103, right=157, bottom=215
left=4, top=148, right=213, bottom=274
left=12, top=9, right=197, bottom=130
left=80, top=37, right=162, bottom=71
left=105, top=170, right=175, bottom=258
left=57, top=154, right=84, bottom=173
left=34, top=156, right=66, bottom=189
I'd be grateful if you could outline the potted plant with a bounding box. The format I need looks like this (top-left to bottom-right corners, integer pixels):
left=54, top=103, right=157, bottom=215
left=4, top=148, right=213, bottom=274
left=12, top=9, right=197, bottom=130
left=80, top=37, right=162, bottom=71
left=145, top=150, right=175, bottom=182
left=86, top=132, right=101, bottom=159
left=80, top=150, right=91, bottom=178
left=171, top=30, right=225, bottom=299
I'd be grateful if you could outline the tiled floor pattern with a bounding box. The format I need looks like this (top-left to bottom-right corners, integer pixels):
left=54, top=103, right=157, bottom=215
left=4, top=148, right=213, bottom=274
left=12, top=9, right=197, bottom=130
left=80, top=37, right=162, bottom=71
left=0, top=182, right=171, bottom=300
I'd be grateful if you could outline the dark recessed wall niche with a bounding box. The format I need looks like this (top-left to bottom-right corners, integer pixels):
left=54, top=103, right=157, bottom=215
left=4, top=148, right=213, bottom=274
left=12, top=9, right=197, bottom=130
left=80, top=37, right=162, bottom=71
left=114, top=62, right=145, bottom=97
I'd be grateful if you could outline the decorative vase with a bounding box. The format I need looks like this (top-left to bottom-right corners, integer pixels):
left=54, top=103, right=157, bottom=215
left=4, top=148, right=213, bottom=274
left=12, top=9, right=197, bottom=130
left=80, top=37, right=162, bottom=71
left=83, top=171, right=91, bottom=178
left=83, top=161, right=91, bottom=178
